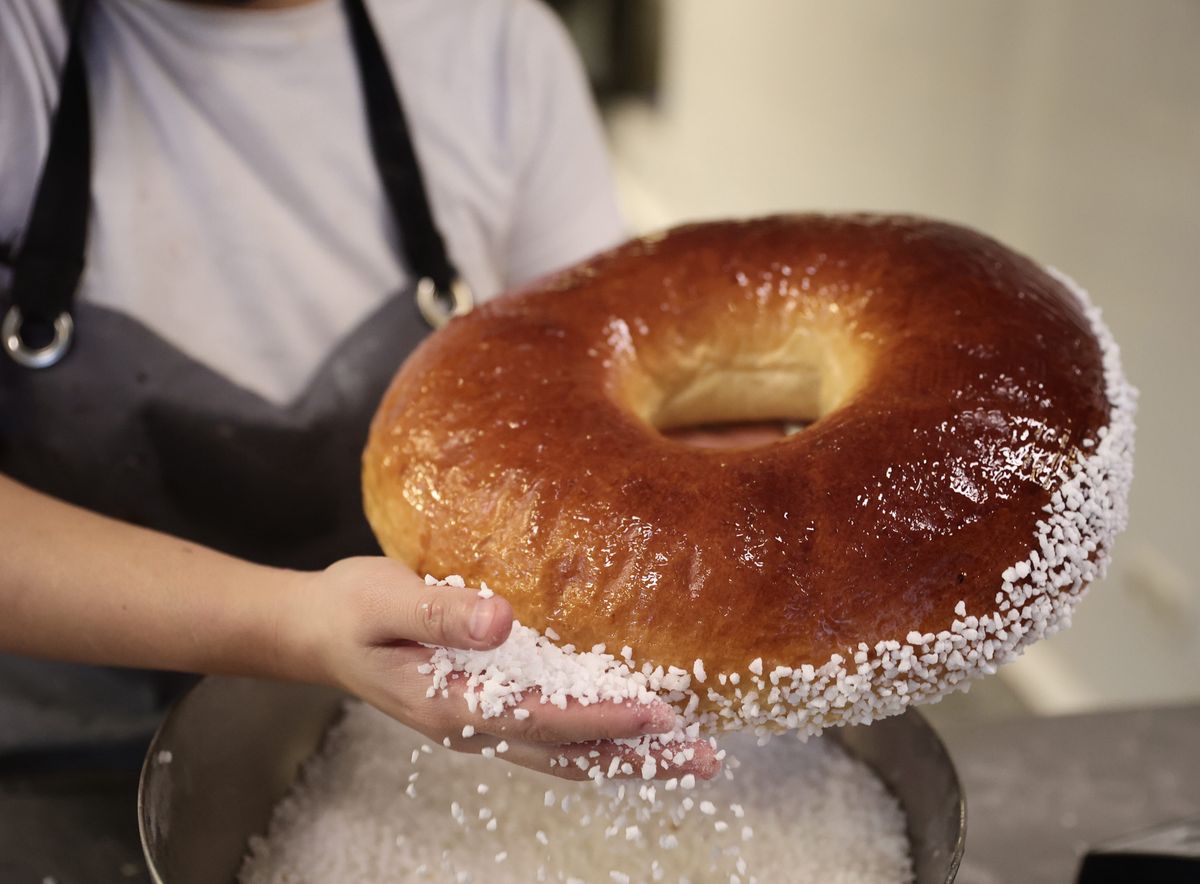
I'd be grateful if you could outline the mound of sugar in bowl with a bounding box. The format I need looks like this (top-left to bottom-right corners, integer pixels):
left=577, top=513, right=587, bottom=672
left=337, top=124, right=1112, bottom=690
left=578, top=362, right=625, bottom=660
left=239, top=704, right=912, bottom=883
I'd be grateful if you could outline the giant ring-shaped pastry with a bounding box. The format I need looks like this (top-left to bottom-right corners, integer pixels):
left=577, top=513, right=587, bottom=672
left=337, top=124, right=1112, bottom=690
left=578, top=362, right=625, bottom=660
left=364, top=215, right=1135, bottom=733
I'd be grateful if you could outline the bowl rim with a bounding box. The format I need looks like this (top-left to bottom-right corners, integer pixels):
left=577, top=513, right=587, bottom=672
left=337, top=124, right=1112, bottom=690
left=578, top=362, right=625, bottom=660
left=138, top=676, right=967, bottom=884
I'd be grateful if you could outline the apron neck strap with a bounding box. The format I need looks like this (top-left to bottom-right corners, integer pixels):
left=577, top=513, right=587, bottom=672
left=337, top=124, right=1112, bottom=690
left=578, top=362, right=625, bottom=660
left=2, top=0, right=89, bottom=368
left=3, top=0, right=469, bottom=369
left=342, top=0, right=472, bottom=327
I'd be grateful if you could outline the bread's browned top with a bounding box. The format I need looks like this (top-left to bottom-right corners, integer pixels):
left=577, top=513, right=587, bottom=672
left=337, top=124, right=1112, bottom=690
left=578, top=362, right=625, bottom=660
left=364, top=215, right=1109, bottom=680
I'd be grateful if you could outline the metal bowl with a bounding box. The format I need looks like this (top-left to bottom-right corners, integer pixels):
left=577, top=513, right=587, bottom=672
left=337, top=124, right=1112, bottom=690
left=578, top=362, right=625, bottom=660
left=139, top=676, right=965, bottom=883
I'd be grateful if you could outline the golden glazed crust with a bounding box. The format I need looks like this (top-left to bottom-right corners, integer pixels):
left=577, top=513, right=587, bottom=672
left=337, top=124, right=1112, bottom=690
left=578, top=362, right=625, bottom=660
left=364, top=215, right=1119, bottom=718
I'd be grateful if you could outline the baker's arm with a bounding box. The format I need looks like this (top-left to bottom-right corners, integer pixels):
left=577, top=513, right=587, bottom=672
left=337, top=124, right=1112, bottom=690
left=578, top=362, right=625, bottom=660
left=0, top=471, right=322, bottom=678
left=0, top=472, right=717, bottom=779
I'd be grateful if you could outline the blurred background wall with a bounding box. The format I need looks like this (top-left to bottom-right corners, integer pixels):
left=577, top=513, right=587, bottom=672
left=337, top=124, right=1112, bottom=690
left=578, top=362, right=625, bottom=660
left=556, top=0, right=1200, bottom=715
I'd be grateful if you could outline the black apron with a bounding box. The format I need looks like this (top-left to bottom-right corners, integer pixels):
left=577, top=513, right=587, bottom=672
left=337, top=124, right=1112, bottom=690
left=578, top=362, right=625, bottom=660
left=0, top=0, right=471, bottom=762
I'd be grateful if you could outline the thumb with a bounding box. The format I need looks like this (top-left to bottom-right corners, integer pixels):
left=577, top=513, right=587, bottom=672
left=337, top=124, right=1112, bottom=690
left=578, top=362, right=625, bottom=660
left=390, top=580, right=514, bottom=651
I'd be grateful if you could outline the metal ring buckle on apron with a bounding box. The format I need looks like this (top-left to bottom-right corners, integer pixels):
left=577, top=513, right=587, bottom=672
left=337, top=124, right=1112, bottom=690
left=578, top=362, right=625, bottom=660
left=2, top=305, right=75, bottom=369
left=416, top=276, right=473, bottom=329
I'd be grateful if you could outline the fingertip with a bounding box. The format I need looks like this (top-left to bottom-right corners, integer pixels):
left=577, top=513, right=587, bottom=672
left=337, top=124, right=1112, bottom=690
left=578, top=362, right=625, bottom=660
left=687, top=741, right=723, bottom=780
left=467, top=595, right=514, bottom=648
left=488, top=596, right=515, bottom=645
left=638, top=700, right=677, bottom=735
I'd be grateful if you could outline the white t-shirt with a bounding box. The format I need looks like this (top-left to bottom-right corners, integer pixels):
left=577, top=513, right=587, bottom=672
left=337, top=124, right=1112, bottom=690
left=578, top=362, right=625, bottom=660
left=0, top=0, right=624, bottom=403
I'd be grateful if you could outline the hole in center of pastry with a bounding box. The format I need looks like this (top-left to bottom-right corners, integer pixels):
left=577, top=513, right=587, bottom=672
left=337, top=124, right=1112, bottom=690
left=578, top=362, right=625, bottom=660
left=622, top=323, right=872, bottom=447
left=661, top=419, right=810, bottom=449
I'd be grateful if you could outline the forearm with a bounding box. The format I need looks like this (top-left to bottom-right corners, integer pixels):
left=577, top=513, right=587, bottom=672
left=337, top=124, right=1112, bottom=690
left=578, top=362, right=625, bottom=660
left=0, top=473, right=320, bottom=680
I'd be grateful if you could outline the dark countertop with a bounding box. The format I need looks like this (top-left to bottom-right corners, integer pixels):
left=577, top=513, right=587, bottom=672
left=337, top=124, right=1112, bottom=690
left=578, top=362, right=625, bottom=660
left=2, top=704, right=1197, bottom=884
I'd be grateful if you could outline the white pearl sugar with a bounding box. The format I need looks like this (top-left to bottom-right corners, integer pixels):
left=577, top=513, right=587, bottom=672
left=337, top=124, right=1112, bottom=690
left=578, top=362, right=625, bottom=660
left=237, top=702, right=912, bottom=883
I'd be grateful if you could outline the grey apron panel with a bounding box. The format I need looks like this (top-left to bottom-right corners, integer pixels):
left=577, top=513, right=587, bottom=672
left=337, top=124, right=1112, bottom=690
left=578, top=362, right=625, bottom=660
left=0, top=290, right=427, bottom=754
left=1, top=293, right=424, bottom=570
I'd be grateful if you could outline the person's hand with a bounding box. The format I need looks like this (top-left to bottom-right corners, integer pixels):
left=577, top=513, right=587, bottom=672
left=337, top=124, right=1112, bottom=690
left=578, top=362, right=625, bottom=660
left=290, top=556, right=720, bottom=781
